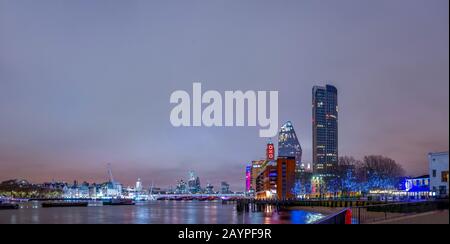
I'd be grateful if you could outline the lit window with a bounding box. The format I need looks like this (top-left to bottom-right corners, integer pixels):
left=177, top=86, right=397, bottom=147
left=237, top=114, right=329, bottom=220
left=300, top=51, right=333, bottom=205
left=442, top=171, right=449, bottom=183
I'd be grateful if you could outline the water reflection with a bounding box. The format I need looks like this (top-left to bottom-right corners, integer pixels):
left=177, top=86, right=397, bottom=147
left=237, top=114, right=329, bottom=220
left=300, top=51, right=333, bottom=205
left=0, top=201, right=324, bottom=224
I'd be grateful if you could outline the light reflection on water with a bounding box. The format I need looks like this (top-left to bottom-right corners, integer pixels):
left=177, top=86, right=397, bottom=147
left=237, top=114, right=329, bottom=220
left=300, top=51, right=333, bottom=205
left=0, top=201, right=324, bottom=224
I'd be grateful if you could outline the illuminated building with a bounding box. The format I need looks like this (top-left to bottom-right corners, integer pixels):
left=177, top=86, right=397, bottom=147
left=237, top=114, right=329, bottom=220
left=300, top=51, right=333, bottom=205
left=250, top=160, right=265, bottom=192
left=278, top=121, right=308, bottom=172
left=135, top=178, right=142, bottom=192
left=175, top=179, right=188, bottom=194
left=187, top=171, right=201, bottom=194
left=220, top=181, right=231, bottom=194
left=276, top=156, right=296, bottom=199
left=312, top=84, right=338, bottom=174
left=255, top=157, right=297, bottom=199
left=429, top=151, right=449, bottom=197
left=89, top=184, right=98, bottom=198
left=99, top=181, right=123, bottom=198
left=245, top=165, right=251, bottom=192
left=206, top=183, right=214, bottom=194
left=100, top=164, right=123, bottom=198
left=399, top=175, right=431, bottom=199
left=255, top=160, right=277, bottom=199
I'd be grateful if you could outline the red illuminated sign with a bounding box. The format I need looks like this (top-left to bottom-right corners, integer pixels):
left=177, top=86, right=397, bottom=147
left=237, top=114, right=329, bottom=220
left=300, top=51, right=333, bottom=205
left=266, top=143, right=274, bottom=160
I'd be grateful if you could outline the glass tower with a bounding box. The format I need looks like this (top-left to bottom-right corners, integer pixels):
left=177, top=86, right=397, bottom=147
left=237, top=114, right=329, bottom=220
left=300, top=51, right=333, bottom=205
left=312, top=84, right=338, bottom=175
left=278, top=121, right=304, bottom=172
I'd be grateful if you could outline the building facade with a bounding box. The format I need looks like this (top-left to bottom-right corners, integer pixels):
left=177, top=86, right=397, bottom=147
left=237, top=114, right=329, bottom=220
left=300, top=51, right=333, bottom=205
left=312, top=84, right=338, bottom=174
left=254, top=157, right=296, bottom=200
left=220, top=182, right=231, bottom=194
left=429, top=152, right=449, bottom=197
left=399, top=175, right=432, bottom=200
left=187, top=171, right=201, bottom=194
left=245, top=165, right=252, bottom=192
left=255, top=160, right=277, bottom=199
left=250, top=160, right=265, bottom=193
left=276, top=157, right=296, bottom=199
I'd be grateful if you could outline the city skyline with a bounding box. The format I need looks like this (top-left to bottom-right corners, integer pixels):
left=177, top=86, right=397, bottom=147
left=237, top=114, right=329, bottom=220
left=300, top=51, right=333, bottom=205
left=1, top=0, right=449, bottom=190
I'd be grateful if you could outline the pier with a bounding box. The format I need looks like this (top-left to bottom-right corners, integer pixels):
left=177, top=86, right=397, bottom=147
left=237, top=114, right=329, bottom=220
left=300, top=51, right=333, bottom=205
left=235, top=199, right=376, bottom=213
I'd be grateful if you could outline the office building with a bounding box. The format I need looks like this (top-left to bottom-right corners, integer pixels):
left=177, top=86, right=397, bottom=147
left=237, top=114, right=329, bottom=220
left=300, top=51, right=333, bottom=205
left=312, top=84, right=338, bottom=174
left=220, top=181, right=231, bottom=194
left=278, top=121, right=309, bottom=172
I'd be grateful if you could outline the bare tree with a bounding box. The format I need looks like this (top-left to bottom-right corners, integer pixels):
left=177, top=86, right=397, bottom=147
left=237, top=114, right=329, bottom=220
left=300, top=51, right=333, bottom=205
left=362, top=155, right=405, bottom=178
left=360, top=155, right=405, bottom=190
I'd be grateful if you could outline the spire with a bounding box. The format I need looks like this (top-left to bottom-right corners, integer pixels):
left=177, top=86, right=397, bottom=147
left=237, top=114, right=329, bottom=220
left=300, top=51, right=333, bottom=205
left=107, top=163, right=114, bottom=183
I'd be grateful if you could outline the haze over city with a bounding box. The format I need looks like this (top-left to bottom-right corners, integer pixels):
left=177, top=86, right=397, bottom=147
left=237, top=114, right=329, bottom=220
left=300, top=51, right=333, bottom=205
left=0, top=0, right=448, bottom=190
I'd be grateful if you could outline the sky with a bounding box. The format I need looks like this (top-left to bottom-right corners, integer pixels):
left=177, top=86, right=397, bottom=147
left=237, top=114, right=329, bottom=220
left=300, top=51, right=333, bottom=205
left=0, top=0, right=448, bottom=190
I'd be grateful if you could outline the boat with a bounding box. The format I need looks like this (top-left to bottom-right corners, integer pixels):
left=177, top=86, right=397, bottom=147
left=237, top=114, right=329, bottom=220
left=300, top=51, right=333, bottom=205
left=0, top=203, right=19, bottom=210
left=103, top=199, right=135, bottom=206
left=182, top=196, right=194, bottom=201
left=174, top=196, right=184, bottom=201
left=41, top=202, right=88, bottom=208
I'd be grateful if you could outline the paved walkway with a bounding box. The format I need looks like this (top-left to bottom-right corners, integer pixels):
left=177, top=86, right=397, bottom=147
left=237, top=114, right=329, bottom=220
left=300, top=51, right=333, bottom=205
left=370, top=210, right=449, bottom=224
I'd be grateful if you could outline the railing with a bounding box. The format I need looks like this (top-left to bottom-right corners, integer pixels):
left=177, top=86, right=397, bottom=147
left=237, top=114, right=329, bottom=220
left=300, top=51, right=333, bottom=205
left=350, top=200, right=449, bottom=224
left=313, top=208, right=352, bottom=224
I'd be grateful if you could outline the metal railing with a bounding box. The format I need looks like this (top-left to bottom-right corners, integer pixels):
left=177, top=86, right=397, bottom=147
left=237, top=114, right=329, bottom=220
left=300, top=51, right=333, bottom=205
left=350, top=200, right=449, bottom=224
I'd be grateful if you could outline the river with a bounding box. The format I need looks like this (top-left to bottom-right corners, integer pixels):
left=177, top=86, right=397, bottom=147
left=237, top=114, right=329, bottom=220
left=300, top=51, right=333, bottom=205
left=0, top=200, right=324, bottom=224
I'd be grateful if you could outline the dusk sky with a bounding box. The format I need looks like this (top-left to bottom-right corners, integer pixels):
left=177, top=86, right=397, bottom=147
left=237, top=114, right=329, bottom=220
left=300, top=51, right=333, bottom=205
left=1, top=0, right=448, bottom=190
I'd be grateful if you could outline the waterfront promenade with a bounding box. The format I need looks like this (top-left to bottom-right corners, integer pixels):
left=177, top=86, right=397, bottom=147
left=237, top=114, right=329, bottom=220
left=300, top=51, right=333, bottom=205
left=240, top=199, right=449, bottom=224
left=371, top=210, right=449, bottom=224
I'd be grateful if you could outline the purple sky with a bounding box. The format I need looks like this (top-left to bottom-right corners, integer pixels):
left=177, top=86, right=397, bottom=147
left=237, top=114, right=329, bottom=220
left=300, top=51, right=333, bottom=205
left=0, top=0, right=448, bottom=190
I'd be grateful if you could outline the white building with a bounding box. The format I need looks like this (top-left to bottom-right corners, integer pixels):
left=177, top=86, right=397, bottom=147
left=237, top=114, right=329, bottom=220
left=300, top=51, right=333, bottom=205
left=136, top=178, right=142, bottom=192
left=429, top=152, right=449, bottom=197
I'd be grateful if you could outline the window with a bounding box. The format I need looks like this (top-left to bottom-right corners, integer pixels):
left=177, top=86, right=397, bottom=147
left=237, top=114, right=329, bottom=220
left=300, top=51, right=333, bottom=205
left=442, top=171, right=449, bottom=183
left=433, top=170, right=437, bottom=177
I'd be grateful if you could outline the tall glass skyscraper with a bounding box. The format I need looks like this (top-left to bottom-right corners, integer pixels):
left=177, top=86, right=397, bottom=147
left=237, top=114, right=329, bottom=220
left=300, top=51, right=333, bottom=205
left=312, top=85, right=338, bottom=175
left=278, top=121, right=305, bottom=172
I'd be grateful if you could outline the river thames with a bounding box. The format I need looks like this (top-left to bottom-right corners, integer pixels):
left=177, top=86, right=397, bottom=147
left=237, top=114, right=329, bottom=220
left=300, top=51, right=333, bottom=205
left=0, top=201, right=324, bottom=224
